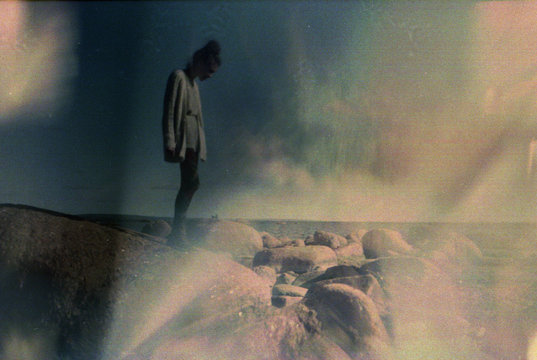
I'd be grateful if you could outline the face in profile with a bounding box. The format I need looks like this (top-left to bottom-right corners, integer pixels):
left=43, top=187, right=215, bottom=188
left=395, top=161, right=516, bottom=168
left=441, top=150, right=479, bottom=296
left=199, top=61, right=218, bottom=81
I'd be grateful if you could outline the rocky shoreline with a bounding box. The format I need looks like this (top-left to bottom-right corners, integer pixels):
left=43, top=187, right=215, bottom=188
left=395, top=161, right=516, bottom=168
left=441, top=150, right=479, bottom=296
left=0, top=204, right=535, bottom=359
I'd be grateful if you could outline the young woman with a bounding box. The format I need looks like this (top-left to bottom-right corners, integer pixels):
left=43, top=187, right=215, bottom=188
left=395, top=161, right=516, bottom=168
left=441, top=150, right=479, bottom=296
left=162, top=40, right=221, bottom=246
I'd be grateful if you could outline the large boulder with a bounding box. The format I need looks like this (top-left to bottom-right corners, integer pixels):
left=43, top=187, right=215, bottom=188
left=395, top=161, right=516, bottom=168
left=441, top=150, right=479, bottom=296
left=357, top=256, right=454, bottom=311
left=488, top=254, right=537, bottom=360
left=191, top=220, right=263, bottom=265
left=312, top=274, right=390, bottom=321
left=302, top=266, right=389, bottom=322
left=411, top=228, right=483, bottom=278
left=304, top=283, right=391, bottom=359
left=104, top=249, right=273, bottom=359
left=138, top=303, right=348, bottom=360
left=0, top=204, right=174, bottom=358
left=358, top=255, right=447, bottom=289
left=361, top=228, right=413, bottom=259
left=253, top=246, right=338, bottom=274
left=0, top=205, right=275, bottom=360
left=357, top=255, right=475, bottom=356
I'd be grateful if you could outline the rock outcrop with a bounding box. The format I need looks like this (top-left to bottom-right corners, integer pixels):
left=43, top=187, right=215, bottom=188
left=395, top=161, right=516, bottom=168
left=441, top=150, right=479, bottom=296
left=0, top=204, right=510, bottom=360
left=0, top=204, right=172, bottom=358
left=0, top=205, right=273, bottom=359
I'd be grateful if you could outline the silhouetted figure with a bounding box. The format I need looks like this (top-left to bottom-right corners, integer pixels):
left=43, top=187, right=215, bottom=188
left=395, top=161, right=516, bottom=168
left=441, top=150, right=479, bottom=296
left=162, top=40, right=221, bottom=247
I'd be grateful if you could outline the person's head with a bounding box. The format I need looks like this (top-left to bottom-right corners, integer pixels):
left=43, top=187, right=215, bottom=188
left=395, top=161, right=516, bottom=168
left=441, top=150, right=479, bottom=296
left=190, top=40, right=221, bottom=81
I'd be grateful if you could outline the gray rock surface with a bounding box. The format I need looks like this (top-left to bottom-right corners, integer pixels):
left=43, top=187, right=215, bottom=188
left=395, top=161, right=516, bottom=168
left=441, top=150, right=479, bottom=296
left=0, top=204, right=175, bottom=358
left=0, top=205, right=273, bottom=360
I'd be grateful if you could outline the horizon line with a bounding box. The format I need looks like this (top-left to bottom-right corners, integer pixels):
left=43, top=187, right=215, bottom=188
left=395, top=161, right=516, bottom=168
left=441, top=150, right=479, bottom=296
left=77, top=212, right=537, bottom=225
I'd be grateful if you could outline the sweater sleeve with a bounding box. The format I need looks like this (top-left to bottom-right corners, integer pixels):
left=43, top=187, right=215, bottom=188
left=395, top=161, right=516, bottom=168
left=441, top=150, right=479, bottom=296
left=162, top=71, right=183, bottom=149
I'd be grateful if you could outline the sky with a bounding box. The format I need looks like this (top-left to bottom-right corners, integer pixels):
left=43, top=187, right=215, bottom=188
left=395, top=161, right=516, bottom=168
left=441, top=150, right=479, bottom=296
left=2, top=1, right=537, bottom=222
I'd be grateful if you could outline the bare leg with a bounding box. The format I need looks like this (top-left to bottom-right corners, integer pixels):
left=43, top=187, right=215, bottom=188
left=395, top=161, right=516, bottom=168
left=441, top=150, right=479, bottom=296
left=168, top=149, right=199, bottom=247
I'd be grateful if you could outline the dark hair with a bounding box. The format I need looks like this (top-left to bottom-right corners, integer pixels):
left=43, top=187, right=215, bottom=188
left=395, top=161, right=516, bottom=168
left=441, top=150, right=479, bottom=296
left=190, top=40, right=221, bottom=69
